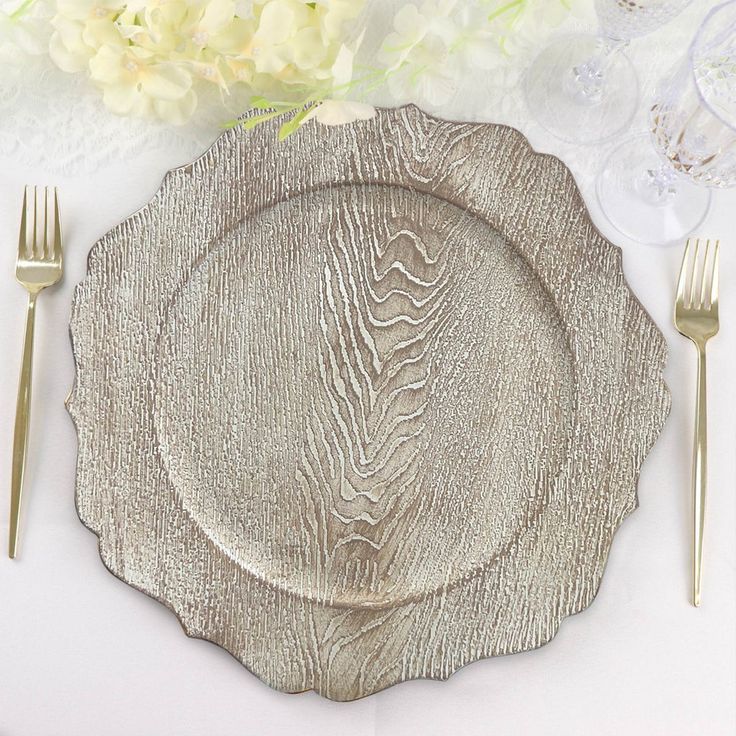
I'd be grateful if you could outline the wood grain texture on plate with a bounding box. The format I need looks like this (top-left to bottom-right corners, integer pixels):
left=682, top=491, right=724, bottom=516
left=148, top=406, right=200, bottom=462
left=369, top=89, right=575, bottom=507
left=68, top=106, right=670, bottom=701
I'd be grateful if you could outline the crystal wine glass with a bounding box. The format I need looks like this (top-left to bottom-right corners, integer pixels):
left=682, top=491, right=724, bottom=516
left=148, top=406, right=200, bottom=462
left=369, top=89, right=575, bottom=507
left=524, top=0, right=693, bottom=145
left=596, top=0, right=736, bottom=244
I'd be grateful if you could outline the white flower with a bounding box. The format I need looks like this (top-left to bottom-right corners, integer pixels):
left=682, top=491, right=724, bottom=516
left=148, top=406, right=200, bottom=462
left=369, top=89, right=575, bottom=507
left=48, top=0, right=121, bottom=73
left=250, top=0, right=324, bottom=74
left=0, top=0, right=578, bottom=132
left=388, top=34, right=458, bottom=107
left=317, top=0, right=363, bottom=39
left=451, top=5, right=504, bottom=70
left=489, top=0, right=587, bottom=56
left=89, top=43, right=196, bottom=123
left=378, top=0, right=579, bottom=108
left=0, top=0, right=52, bottom=62
left=379, top=1, right=460, bottom=107
left=379, top=4, right=429, bottom=71
left=41, top=0, right=369, bottom=125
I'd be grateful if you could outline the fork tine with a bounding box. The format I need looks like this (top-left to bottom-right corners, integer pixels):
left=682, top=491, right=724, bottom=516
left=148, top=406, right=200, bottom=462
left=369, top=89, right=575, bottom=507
left=710, top=239, right=720, bottom=309
left=42, top=187, right=50, bottom=260
left=37, top=186, right=45, bottom=260
left=52, top=188, right=62, bottom=261
left=18, top=186, right=29, bottom=259
left=32, top=186, right=40, bottom=260
left=677, top=238, right=692, bottom=304
left=699, top=239, right=711, bottom=309
left=689, top=238, right=702, bottom=309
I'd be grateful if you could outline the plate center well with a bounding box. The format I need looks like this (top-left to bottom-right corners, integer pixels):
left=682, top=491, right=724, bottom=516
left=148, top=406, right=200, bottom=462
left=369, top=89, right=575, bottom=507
left=152, top=183, right=576, bottom=607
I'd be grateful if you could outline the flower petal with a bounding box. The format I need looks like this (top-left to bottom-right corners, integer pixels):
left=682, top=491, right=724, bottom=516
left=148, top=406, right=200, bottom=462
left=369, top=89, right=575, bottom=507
left=306, top=99, right=375, bottom=126
left=256, top=0, right=295, bottom=45
left=88, top=44, right=125, bottom=85
left=291, top=26, right=326, bottom=70
left=140, top=63, right=192, bottom=101
left=48, top=19, right=91, bottom=73
left=101, top=82, right=150, bottom=117
left=331, top=43, right=354, bottom=90
left=153, top=89, right=198, bottom=125
left=200, top=0, right=235, bottom=34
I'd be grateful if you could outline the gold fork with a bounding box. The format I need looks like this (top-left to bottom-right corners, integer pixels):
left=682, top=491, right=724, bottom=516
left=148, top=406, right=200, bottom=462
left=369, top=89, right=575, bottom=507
left=9, top=186, right=63, bottom=559
left=674, top=237, right=720, bottom=607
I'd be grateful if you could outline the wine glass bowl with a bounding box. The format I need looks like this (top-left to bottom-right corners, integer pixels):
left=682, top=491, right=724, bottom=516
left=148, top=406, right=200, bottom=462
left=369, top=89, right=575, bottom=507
left=597, top=0, right=736, bottom=244
left=595, top=0, right=695, bottom=40
left=525, top=0, right=693, bottom=144
left=652, top=3, right=736, bottom=188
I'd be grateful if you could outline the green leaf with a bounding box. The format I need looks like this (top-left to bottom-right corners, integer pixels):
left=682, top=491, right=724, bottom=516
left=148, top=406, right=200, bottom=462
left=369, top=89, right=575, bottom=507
left=242, top=110, right=282, bottom=129
left=487, top=0, right=523, bottom=24
left=250, top=97, right=276, bottom=110
left=277, top=121, right=298, bottom=140
left=10, top=0, right=37, bottom=20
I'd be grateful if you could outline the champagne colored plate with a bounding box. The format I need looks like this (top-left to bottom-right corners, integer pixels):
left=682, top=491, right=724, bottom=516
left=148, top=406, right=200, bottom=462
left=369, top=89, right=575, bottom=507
left=68, top=106, right=670, bottom=701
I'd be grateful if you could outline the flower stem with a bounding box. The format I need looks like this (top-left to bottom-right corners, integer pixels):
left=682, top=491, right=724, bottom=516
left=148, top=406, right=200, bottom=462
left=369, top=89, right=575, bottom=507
left=10, top=0, right=36, bottom=20
left=487, top=0, right=524, bottom=24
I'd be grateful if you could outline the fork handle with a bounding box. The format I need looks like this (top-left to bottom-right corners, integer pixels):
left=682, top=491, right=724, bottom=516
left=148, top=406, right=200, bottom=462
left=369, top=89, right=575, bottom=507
left=692, top=342, right=708, bottom=606
left=9, top=292, right=37, bottom=559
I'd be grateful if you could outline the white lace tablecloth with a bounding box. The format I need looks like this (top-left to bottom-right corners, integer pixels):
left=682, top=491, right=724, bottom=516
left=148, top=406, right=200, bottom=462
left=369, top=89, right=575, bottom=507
left=1, top=3, right=735, bottom=735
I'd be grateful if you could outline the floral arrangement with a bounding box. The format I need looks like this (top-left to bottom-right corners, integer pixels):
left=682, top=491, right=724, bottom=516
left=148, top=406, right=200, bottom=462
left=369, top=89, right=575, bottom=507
left=0, top=0, right=580, bottom=136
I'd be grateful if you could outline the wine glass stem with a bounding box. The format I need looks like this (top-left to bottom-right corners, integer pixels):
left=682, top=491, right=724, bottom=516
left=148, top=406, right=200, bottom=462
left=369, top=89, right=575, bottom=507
left=570, top=35, right=629, bottom=104
left=636, top=163, right=680, bottom=205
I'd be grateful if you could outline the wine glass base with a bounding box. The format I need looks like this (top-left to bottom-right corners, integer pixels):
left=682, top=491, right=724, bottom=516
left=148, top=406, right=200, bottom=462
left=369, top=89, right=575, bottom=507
left=524, top=35, right=639, bottom=145
left=597, top=134, right=712, bottom=245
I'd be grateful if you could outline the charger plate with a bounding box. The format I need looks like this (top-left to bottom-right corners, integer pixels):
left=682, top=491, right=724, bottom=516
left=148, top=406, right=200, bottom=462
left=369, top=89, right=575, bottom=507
left=69, top=106, right=670, bottom=701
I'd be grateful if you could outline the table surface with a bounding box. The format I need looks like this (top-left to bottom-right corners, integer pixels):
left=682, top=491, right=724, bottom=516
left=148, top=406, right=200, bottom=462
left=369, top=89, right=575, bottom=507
left=1, top=4, right=735, bottom=735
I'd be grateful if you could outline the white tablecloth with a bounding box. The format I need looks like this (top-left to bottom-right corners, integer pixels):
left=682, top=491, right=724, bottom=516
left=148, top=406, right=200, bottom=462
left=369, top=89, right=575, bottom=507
left=1, top=3, right=734, bottom=734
